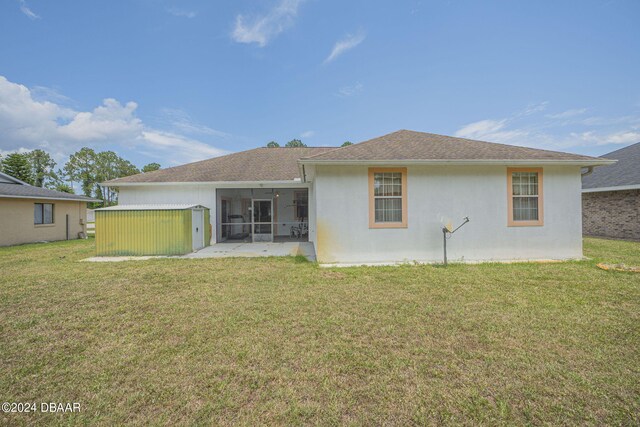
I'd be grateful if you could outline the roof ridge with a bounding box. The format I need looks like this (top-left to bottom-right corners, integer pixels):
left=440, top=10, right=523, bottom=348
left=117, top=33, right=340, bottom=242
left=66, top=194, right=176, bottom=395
left=301, top=130, right=407, bottom=160
left=400, top=130, right=605, bottom=159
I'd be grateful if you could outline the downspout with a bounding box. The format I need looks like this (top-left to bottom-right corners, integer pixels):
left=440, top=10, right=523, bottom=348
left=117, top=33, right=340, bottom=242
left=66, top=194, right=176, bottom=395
left=302, top=164, right=307, bottom=182
left=581, top=166, right=594, bottom=177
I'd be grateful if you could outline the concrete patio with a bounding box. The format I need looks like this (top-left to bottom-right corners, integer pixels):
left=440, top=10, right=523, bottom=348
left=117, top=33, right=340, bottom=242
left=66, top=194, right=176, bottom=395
left=183, top=241, right=317, bottom=261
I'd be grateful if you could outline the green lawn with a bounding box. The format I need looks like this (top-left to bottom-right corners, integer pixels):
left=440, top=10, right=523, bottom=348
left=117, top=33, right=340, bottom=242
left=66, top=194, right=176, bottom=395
left=0, top=238, right=638, bottom=425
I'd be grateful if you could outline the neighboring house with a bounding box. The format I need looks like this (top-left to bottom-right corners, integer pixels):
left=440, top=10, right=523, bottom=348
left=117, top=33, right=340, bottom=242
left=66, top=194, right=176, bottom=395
left=103, top=130, right=612, bottom=264
left=582, top=142, right=640, bottom=240
left=0, top=171, right=98, bottom=246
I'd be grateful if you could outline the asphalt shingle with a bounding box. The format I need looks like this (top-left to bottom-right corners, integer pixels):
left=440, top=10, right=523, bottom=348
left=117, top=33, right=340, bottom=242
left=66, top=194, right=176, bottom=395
left=582, top=142, right=640, bottom=189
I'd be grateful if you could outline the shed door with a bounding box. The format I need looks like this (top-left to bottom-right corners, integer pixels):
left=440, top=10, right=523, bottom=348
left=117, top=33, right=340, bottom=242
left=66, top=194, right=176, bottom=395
left=192, top=209, right=204, bottom=251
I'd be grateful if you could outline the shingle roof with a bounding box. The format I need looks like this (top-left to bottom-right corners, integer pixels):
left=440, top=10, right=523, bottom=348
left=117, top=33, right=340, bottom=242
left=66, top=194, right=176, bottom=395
left=301, top=130, right=609, bottom=163
left=0, top=182, right=98, bottom=201
left=104, top=147, right=335, bottom=184
left=582, top=142, right=640, bottom=189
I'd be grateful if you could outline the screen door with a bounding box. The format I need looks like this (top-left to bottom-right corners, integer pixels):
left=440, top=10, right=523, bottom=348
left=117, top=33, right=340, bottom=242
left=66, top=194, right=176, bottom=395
left=252, top=199, right=272, bottom=242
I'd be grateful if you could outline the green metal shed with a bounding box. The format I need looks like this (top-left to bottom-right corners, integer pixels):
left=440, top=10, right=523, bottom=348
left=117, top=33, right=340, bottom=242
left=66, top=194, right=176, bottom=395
left=95, top=204, right=211, bottom=256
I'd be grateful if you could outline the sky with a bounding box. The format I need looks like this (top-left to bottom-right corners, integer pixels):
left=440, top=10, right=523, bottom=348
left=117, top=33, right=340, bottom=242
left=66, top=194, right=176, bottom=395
left=0, top=0, right=639, bottom=169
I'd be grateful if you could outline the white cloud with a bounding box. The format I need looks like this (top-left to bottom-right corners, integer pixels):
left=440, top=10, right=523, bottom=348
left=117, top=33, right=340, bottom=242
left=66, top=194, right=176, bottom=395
left=573, top=130, right=640, bottom=146
left=140, top=131, right=226, bottom=164
left=231, top=0, right=303, bottom=47
left=546, top=108, right=587, bottom=119
left=160, top=108, right=229, bottom=138
left=0, top=75, right=227, bottom=165
left=325, top=31, right=366, bottom=63
left=19, top=0, right=40, bottom=19
left=167, top=8, right=197, bottom=18
left=520, top=101, right=549, bottom=116
left=454, top=102, right=640, bottom=152
left=300, top=130, right=314, bottom=138
left=336, top=82, right=363, bottom=98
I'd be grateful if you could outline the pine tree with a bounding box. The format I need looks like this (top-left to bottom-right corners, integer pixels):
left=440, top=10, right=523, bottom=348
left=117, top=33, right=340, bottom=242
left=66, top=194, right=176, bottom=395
left=2, top=153, right=34, bottom=184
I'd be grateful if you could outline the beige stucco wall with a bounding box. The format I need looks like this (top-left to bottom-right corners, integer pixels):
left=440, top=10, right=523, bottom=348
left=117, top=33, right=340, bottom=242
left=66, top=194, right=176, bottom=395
left=0, top=198, right=88, bottom=246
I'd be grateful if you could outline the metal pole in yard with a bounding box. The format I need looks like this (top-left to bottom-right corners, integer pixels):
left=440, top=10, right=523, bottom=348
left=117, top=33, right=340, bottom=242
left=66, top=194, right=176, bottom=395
left=443, top=227, right=448, bottom=266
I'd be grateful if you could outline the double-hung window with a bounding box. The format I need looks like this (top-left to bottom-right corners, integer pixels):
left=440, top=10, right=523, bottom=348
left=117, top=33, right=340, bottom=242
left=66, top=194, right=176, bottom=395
left=369, top=168, right=407, bottom=228
left=507, top=168, right=543, bottom=226
left=34, top=203, right=54, bottom=225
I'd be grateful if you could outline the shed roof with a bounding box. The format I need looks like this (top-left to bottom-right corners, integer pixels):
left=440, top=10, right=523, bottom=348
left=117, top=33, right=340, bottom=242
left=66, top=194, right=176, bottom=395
left=301, top=130, right=611, bottom=164
left=582, top=142, right=640, bottom=190
left=95, top=204, right=207, bottom=211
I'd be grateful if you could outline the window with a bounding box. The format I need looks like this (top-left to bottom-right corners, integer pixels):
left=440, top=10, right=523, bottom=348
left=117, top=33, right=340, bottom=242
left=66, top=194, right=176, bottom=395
left=507, top=168, right=543, bottom=226
left=34, top=203, right=54, bottom=225
left=369, top=168, right=407, bottom=228
left=294, top=191, right=308, bottom=220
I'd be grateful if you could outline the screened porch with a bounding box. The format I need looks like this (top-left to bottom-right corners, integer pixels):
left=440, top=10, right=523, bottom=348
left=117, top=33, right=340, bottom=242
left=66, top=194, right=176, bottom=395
left=216, top=188, right=309, bottom=243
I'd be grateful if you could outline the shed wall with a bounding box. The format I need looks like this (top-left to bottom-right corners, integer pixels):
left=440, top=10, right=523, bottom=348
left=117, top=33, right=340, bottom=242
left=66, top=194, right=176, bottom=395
left=95, top=210, right=193, bottom=256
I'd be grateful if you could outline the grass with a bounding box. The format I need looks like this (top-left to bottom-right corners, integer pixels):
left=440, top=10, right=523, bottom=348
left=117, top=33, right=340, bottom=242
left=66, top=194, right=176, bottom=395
left=0, top=237, right=638, bottom=425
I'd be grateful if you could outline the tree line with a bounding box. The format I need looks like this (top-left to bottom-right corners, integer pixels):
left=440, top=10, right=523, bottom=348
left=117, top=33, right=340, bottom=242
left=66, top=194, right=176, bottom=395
left=265, top=139, right=353, bottom=148
left=0, top=148, right=160, bottom=206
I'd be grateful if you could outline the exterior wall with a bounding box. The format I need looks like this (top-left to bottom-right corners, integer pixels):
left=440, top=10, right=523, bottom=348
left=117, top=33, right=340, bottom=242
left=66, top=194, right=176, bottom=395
left=313, top=165, right=583, bottom=264
left=118, top=185, right=217, bottom=243
left=582, top=189, right=640, bottom=240
left=0, top=198, right=87, bottom=246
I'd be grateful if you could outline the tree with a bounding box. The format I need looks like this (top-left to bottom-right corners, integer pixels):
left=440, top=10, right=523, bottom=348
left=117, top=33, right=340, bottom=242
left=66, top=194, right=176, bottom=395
left=2, top=153, right=33, bottom=184
left=27, top=149, right=57, bottom=187
left=285, top=139, right=306, bottom=147
left=0, top=154, right=3, bottom=172
left=341, top=141, right=353, bottom=147
left=93, top=151, right=140, bottom=206
left=266, top=141, right=280, bottom=148
left=55, top=183, right=74, bottom=194
left=64, top=148, right=97, bottom=197
left=142, top=162, right=161, bottom=173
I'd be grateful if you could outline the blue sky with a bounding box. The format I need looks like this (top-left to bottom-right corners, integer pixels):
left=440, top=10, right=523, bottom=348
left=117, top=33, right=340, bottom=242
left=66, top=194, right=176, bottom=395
left=0, top=0, right=639, bottom=168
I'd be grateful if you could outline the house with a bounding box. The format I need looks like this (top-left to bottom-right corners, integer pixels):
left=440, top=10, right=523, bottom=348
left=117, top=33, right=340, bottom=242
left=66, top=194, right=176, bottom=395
left=0, top=171, right=98, bottom=246
left=103, top=130, right=612, bottom=264
left=582, top=142, right=640, bottom=240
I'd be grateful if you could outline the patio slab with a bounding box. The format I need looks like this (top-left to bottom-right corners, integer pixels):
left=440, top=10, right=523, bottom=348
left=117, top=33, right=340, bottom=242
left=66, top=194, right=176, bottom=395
left=183, top=242, right=317, bottom=261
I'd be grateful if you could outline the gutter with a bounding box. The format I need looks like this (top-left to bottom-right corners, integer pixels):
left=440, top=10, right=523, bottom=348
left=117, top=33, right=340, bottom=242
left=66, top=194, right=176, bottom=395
left=298, top=159, right=616, bottom=167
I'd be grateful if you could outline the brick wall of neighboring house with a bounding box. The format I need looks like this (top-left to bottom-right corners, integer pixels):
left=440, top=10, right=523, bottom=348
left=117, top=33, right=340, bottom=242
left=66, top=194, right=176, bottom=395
left=582, top=189, right=640, bottom=240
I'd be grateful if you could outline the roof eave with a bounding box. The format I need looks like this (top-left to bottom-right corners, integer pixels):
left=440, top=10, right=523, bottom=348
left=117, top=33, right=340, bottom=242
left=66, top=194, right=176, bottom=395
left=298, top=159, right=616, bottom=167
left=101, top=179, right=308, bottom=187
left=0, top=171, right=30, bottom=185
left=582, top=184, right=640, bottom=193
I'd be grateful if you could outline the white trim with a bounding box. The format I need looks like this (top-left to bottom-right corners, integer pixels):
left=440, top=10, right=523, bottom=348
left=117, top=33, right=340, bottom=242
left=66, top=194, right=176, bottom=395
left=298, top=159, right=616, bottom=167
left=582, top=184, right=640, bottom=193
left=0, top=194, right=96, bottom=202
